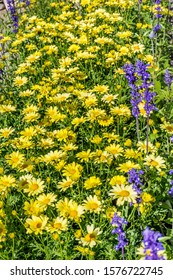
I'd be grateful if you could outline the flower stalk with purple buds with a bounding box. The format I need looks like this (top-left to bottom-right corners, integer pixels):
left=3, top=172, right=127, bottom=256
left=135, top=60, right=157, bottom=154
left=168, top=169, right=173, bottom=197
left=123, top=60, right=157, bottom=153
left=111, top=213, right=128, bottom=260
left=164, top=69, right=173, bottom=90
left=128, top=168, right=144, bottom=205
left=123, top=62, right=142, bottom=141
left=142, top=227, right=166, bottom=260
left=6, top=0, right=19, bottom=33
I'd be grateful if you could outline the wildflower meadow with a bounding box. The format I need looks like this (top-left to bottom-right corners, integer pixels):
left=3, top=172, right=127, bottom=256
left=0, top=0, right=173, bottom=260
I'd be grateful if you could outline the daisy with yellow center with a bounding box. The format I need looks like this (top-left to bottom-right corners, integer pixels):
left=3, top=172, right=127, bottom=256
left=76, top=150, right=91, bottom=162
left=37, top=193, right=57, bottom=209
left=0, top=127, right=15, bottom=138
left=0, top=175, right=16, bottom=193
left=137, top=141, right=156, bottom=153
left=144, top=155, right=166, bottom=171
left=109, top=185, right=137, bottom=206
left=47, top=217, right=68, bottom=234
left=62, top=162, right=83, bottom=181
left=57, top=177, right=74, bottom=192
left=56, top=198, right=70, bottom=218
left=67, top=201, right=85, bottom=221
left=98, top=115, right=114, bottom=126
left=5, top=151, right=25, bottom=168
left=20, top=127, right=37, bottom=138
left=18, top=174, right=33, bottom=189
left=25, top=215, right=48, bottom=235
left=160, top=122, right=173, bottom=134
left=23, top=200, right=44, bottom=216
left=117, top=161, right=140, bottom=172
left=43, top=150, right=66, bottom=164
left=13, top=76, right=28, bottom=87
left=90, top=135, right=102, bottom=145
left=80, top=225, right=102, bottom=248
left=110, top=175, right=126, bottom=186
left=24, top=178, right=45, bottom=196
left=105, top=144, right=123, bottom=158
left=84, top=176, right=101, bottom=190
left=83, top=195, right=102, bottom=213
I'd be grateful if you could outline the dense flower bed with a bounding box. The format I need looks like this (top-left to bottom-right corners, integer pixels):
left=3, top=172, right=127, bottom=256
left=0, top=0, right=173, bottom=260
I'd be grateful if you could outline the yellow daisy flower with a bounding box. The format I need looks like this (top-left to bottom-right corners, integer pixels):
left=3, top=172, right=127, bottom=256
left=84, top=176, right=101, bottom=190
left=80, top=225, right=102, bottom=248
left=144, top=155, right=166, bottom=171
left=83, top=195, right=102, bottom=213
left=25, top=215, right=48, bottom=235
left=109, top=185, right=137, bottom=206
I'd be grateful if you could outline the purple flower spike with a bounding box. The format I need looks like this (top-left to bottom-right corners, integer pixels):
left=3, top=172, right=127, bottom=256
left=142, top=227, right=165, bottom=260
left=111, top=213, right=128, bottom=258
left=164, top=69, right=173, bottom=88
left=128, top=168, right=143, bottom=195
left=168, top=169, right=173, bottom=196
left=7, top=0, right=18, bottom=33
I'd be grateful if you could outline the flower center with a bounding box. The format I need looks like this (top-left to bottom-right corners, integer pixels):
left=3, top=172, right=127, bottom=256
left=54, top=223, right=61, bottom=229
left=70, top=210, right=77, bottom=218
left=90, top=203, right=98, bottom=210
left=150, top=160, right=158, bottom=167
left=36, top=222, right=42, bottom=228
left=31, top=183, right=39, bottom=190
left=85, top=233, right=96, bottom=242
left=119, top=190, right=130, bottom=197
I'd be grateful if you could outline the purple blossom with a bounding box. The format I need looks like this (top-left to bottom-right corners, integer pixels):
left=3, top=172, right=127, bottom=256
left=154, top=0, right=162, bottom=18
left=128, top=168, right=144, bottom=195
left=123, top=63, right=142, bottom=118
left=124, top=61, right=157, bottom=117
left=168, top=186, right=173, bottom=196
left=168, top=169, right=173, bottom=197
left=20, top=0, right=30, bottom=6
left=153, top=23, right=161, bottom=33
left=142, top=227, right=165, bottom=260
left=111, top=213, right=128, bottom=255
left=6, top=0, right=18, bottom=33
left=164, top=69, right=173, bottom=88
left=171, top=136, right=173, bottom=142
left=135, top=60, right=157, bottom=115
left=169, top=170, right=173, bottom=175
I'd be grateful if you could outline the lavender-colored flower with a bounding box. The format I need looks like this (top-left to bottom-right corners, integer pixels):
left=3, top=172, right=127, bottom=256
left=171, top=136, right=173, bottom=142
left=128, top=168, right=144, bottom=195
left=123, top=63, right=142, bottom=118
left=164, top=69, right=173, bottom=88
left=20, top=0, right=30, bottom=6
left=154, top=1, right=162, bottom=18
left=142, top=227, right=165, bottom=260
left=168, top=186, right=173, bottom=196
left=169, top=169, right=173, bottom=175
left=136, top=60, right=157, bottom=115
left=153, top=23, right=161, bottom=33
left=168, top=169, right=173, bottom=196
left=111, top=213, right=128, bottom=256
left=7, top=0, right=18, bottom=33
left=149, top=30, right=156, bottom=39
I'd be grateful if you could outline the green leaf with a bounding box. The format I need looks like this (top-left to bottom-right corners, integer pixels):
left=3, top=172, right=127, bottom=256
left=154, top=80, right=161, bottom=92
left=158, top=236, right=173, bottom=242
